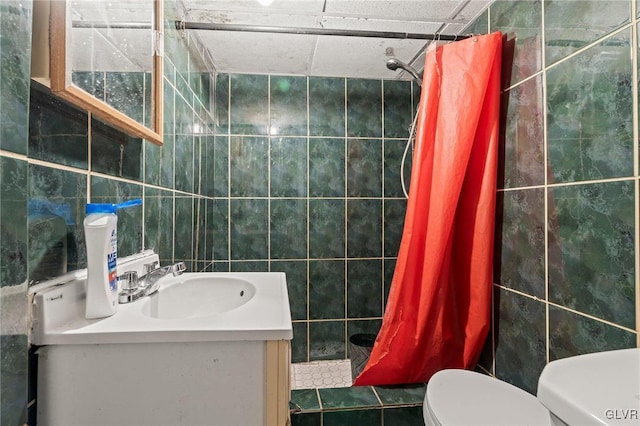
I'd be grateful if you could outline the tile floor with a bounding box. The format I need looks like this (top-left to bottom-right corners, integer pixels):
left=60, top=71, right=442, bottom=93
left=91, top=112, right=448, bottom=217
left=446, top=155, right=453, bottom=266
left=290, top=360, right=353, bottom=389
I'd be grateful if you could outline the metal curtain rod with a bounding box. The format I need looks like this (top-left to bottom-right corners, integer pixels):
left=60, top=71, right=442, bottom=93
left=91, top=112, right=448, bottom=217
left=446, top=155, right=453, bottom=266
left=175, top=21, right=472, bottom=42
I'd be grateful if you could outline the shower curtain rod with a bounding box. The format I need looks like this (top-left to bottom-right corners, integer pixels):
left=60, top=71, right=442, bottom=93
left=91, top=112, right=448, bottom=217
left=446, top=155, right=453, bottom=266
left=175, top=21, right=472, bottom=42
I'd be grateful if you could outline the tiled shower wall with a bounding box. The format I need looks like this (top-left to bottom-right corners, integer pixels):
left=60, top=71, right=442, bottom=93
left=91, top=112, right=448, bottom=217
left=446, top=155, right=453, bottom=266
left=475, top=0, right=640, bottom=395
left=211, top=74, right=417, bottom=364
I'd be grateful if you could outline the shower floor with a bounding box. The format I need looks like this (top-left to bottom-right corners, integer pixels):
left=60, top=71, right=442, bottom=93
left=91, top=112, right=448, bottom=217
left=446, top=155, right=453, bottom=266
left=290, top=360, right=353, bottom=390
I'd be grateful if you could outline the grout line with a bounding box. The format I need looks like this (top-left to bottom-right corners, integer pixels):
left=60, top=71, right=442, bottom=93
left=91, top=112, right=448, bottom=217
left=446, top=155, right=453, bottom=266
left=540, top=0, right=551, bottom=365
left=306, top=76, right=312, bottom=363
left=494, top=284, right=637, bottom=334
left=632, top=4, right=640, bottom=349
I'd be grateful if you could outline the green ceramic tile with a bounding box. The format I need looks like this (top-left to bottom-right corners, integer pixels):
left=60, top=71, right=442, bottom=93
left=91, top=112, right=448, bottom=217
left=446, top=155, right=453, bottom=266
left=230, top=136, right=269, bottom=197
left=549, top=305, right=636, bottom=361
left=204, top=199, right=214, bottom=260
left=495, top=188, right=545, bottom=298
left=105, top=72, right=146, bottom=124
left=270, top=75, right=308, bottom=136
left=271, top=261, right=307, bottom=321
left=383, top=80, right=413, bottom=138
left=500, top=76, right=544, bottom=188
left=309, top=320, right=345, bottom=361
left=382, top=406, right=424, bottom=425
left=91, top=118, right=142, bottom=181
left=545, top=0, right=630, bottom=66
left=546, top=31, right=633, bottom=183
left=201, top=134, right=215, bottom=197
left=374, top=384, right=426, bottom=406
left=491, top=0, right=542, bottom=86
left=324, top=409, right=381, bottom=425
left=149, top=80, right=174, bottom=188
left=230, top=199, right=268, bottom=260
left=384, top=199, right=406, bottom=258
left=28, top=85, right=88, bottom=169
left=309, top=138, right=345, bottom=197
left=384, top=259, right=396, bottom=306
left=0, top=1, right=32, bottom=155
left=548, top=181, right=635, bottom=328
left=347, top=79, right=382, bottom=137
left=174, top=101, right=195, bottom=193
left=309, top=77, right=345, bottom=137
left=309, top=260, right=345, bottom=320
left=173, top=196, right=194, bottom=261
left=90, top=177, right=143, bottom=258
left=215, top=73, right=230, bottom=133
left=271, top=137, right=307, bottom=197
left=28, top=164, right=87, bottom=281
left=347, top=138, right=382, bottom=197
left=0, top=156, right=28, bottom=287
left=230, top=260, right=269, bottom=272
left=270, top=199, right=307, bottom=260
left=347, top=260, right=383, bottom=318
left=292, top=321, right=309, bottom=363
left=291, top=389, right=320, bottom=412
left=214, top=135, right=229, bottom=197
left=384, top=139, right=411, bottom=198
left=212, top=199, right=229, bottom=261
left=143, top=187, right=173, bottom=261
left=308, top=199, right=345, bottom=259
left=319, top=386, right=381, bottom=410
left=193, top=134, right=202, bottom=195
left=291, top=412, right=321, bottom=426
left=212, top=262, right=229, bottom=272
left=494, top=289, right=546, bottom=395
left=0, top=335, right=28, bottom=425
left=230, top=74, right=269, bottom=135
left=194, top=198, right=207, bottom=262
left=347, top=199, right=382, bottom=258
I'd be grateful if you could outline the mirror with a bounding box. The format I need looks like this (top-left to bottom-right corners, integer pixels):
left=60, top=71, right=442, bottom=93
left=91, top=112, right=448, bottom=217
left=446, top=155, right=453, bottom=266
left=32, top=0, right=163, bottom=145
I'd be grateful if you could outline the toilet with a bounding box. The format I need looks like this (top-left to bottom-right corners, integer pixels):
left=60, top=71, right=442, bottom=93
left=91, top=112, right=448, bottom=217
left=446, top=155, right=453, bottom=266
left=423, top=348, right=640, bottom=426
left=423, top=369, right=551, bottom=425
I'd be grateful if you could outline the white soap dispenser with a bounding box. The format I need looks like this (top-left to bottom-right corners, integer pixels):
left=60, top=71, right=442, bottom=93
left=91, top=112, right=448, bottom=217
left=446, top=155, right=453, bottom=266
left=84, top=199, right=141, bottom=319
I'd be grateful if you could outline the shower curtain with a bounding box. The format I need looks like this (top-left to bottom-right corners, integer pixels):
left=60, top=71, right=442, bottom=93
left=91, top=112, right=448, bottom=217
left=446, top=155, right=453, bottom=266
left=353, top=32, right=502, bottom=386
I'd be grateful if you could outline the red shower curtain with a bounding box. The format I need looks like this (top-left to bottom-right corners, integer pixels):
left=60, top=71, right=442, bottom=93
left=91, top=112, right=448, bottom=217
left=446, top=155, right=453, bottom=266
left=353, top=32, right=502, bottom=386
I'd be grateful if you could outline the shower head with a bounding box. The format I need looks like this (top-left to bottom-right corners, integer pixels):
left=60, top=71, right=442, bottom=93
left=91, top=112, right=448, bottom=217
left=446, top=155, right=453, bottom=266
left=386, top=58, right=422, bottom=86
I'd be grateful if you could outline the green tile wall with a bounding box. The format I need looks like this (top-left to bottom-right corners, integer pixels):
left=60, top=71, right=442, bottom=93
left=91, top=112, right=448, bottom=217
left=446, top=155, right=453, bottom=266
left=214, top=73, right=417, bottom=362
left=483, top=0, right=639, bottom=396
left=0, top=0, right=215, bottom=422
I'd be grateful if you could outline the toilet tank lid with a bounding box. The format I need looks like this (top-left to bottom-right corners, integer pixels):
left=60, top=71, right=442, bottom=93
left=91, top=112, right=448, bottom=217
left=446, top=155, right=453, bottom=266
left=537, top=348, right=640, bottom=426
left=426, top=369, right=551, bottom=425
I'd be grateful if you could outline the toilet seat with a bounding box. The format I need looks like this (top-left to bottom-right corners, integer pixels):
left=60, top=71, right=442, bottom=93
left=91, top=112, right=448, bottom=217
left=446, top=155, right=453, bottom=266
left=424, top=369, right=551, bottom=426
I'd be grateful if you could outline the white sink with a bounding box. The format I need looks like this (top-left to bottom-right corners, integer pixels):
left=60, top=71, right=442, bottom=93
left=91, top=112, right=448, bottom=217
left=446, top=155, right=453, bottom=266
left=141, top=275, right=256, bottom=319
left=30, top=252, right=292, bottom=345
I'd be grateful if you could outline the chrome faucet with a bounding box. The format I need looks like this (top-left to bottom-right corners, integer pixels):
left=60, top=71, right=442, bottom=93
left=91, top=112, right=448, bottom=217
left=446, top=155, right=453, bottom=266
left=118, top=261, right=186, bottom=304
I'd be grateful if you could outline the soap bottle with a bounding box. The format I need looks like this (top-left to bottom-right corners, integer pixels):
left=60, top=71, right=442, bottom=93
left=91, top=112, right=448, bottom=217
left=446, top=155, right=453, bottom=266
left=84, top=199, right=142, bottom=319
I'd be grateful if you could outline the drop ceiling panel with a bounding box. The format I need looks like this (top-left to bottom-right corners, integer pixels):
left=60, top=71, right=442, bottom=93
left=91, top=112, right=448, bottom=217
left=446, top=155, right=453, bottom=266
left=183, top=0, right=325, bottom=14
left=310, top=36, right=427, bottom=80
left=323, top=0, right=467, bottom=21
left=321, top=16, right=444, bottom=34
left=196, top=31, right=317, bottom=75
left=184, top=9, right=321, bottom=28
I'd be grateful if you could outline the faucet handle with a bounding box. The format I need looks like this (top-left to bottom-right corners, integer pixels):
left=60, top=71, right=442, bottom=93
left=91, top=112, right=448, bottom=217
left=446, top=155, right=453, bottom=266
left=144, top=260, right=159, bottom=274
left=173, top=262, right=187, bottom=276
left=118, top=271, right=139, bottom=291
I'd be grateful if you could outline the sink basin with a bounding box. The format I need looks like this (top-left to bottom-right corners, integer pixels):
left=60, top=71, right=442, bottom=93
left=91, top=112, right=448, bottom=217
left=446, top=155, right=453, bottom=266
left=141, top=276, right=256, bottom=319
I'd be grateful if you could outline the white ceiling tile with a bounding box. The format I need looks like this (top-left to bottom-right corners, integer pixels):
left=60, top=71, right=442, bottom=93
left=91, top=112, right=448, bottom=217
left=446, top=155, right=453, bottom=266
left=196, top=31, right=316, bottom=75
left=184, top=10, right=321, bottom=28
left=321, top=16, right=444, bottom=34
left=324, top=0, right=466, bottom=21
left=310, top=36, right=427, bottom=80
left=183, top=0, right=325, bottom=13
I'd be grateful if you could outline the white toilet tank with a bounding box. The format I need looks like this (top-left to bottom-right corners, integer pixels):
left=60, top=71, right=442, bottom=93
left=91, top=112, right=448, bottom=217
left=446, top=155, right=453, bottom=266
left=537, top=348, right=640, bottom=425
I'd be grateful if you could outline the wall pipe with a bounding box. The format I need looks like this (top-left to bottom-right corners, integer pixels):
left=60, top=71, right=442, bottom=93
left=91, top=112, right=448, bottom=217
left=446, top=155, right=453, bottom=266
left=174, top=21, right=472, bottom=41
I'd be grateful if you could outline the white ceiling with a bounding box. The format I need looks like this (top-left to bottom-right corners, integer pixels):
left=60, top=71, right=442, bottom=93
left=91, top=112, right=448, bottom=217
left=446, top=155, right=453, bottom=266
left=181, top=0, right=494, bottom=81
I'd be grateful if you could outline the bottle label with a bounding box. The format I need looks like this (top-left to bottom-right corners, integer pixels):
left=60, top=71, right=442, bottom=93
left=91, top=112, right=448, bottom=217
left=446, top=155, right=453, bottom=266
left=107, top=228, right=117, bottom=292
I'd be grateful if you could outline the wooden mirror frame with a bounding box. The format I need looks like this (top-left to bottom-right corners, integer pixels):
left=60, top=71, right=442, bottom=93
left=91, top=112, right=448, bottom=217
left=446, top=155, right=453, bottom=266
left=34, top=0, right=163, bottom=146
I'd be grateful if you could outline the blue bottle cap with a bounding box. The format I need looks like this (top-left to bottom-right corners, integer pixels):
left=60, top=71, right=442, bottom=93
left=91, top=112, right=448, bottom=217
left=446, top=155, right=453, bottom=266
left=86, top=198, right=142, bottom=215
left=86, top=203, right=117, bottom=215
